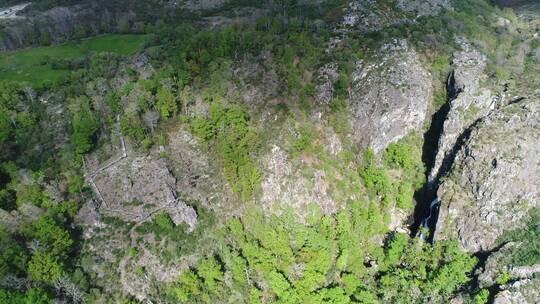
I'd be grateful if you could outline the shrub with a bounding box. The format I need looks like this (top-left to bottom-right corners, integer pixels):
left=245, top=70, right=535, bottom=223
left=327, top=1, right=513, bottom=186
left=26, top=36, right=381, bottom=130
left=474, top=289, right=490, bottom=304
left=70, top=97, right=99, bottom=155
left=154, top=212, right=175, bottom=232
left=497, top=208, right=540, bottom=266
left=189, top=101, right=260, bottom=201
left=360, top=150, right=393, bottom=203
left=383, top=142, right=415, bottom=171
left=156, top=86, right=178, bottom=119
left=27, top=251, right=63, bottom=283
left=0, top=288, right=52, bottom=304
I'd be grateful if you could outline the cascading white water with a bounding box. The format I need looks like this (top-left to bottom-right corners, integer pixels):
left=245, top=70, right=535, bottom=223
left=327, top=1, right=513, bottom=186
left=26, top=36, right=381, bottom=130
left=418, top=197, right=441, bottom=241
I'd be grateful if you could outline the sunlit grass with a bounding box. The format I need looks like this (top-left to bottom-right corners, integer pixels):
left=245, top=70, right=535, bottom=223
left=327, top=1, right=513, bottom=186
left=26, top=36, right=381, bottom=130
left=0, top=34, right=149, bottom=86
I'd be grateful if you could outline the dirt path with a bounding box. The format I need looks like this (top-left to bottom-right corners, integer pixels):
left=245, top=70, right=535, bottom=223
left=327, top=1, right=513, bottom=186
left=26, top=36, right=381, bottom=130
left=85, top=115, right=127, bottom=209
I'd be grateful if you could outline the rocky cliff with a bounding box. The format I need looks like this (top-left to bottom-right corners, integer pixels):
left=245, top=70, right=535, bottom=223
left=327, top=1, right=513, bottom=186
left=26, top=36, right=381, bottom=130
left=434, top=99, right=539, bottom=252
left=349, top=39, right=431, bottom=153
left=428, top=3, right=540, bottom=300
left=428, top=38, right=496, bottom=184
left=341, top=0, right=451, bottom=33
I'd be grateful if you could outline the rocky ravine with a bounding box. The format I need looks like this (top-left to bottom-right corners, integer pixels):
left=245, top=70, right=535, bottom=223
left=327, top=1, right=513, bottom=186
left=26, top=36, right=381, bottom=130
left=428, top=38, right=496, bottom=185
left=434, top=99, right=539, bottom=252
left=56, top=0, right=539, bottom=301
left=426, top=33, right=540, bottom=304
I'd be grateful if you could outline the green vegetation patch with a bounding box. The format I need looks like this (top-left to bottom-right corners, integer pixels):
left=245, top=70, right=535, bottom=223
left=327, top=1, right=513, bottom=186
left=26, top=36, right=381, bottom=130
left=189, top=100, right=261, bottom=201
left=166, top=205, right=476, bottom=303
left=497, top=207, right=540, bottom=266
left=359, top=134, right=425, bottom=210
left=0, top=43, right=84, bottom=86
left=0, top=34, right=148, bottom=87
left=81, top=34, right=149, bottom=56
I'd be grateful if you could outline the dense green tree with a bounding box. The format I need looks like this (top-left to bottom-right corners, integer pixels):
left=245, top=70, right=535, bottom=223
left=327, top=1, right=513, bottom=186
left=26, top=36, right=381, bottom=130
left=156, top=85, right=177, bottom=119
left=360, top=149, right=393, bottom=203
left=23, top=216, right=73, bottom=258
left=27, top=251, right=63, bottom=283
left=70, top=97, right=99, bottom=155
left=0, top=109, right=11, bottom=143
left=0, top=288, right=52, bottom=304
left=154, top=212, right=174, bottom=232
left=0, top=227, right=28, bottom=280
left=169, top=204, right=475, bottom=303
left=377, top=233, right=476, bottom=302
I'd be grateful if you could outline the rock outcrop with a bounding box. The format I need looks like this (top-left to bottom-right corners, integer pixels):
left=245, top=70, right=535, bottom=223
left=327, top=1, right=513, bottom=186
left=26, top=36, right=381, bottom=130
left=494, top=277, right=540, bottom=304
left=396, top=0, right=452, bottom=17
left=177, top=0, right=228, bottom=10
left=434, top=100, right=540, bottom=252
left=315, top=63, right=339, bottom=105
left=428, top=39, right=496, bottom=184
left=341, top=0, right=451, bottom=33
left=260, top=144, right=339, bottom=220
left=349, top=39, right=432, bottom=152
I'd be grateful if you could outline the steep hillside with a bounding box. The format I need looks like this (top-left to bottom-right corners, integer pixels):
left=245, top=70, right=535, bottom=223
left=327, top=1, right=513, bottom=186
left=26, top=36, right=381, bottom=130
left=0, top=0, right=538, bottom=303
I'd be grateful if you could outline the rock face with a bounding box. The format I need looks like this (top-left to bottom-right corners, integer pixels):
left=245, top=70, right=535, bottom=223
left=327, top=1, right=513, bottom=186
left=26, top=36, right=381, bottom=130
left=396, top=0, right=452, bottom=17
left=494, top=277, right=540, bottom=304
left=349, top=39, right=431, bottom=152
left=428, top=39, right=496, bottom=184
left=315, top=63, right=339, bottom=105
left=260, top=145, right=339, bottom=220
left=341, top=0, right=451, bottom=33
left=178, top=0, right=228, bottom=10
left=434, top=100, right=540, bottom=252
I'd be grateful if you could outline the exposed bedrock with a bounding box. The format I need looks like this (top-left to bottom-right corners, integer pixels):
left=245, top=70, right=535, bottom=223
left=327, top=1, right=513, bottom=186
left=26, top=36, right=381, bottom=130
left=349, top=39, right=432, bottom=153
left=434, top=99, right=540, bottom=252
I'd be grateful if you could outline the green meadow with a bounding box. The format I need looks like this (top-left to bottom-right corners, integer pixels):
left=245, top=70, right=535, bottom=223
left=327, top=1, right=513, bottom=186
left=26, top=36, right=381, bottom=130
left=0, top=34, right=149, bottom=87
left=80, top=34, right=149, bottom=56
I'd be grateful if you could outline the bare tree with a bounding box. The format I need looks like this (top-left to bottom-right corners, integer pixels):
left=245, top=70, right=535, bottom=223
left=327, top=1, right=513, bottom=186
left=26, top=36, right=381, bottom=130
left=142, top=110, right=160, bottom=133
left=54, top=276, right=86, bottom=304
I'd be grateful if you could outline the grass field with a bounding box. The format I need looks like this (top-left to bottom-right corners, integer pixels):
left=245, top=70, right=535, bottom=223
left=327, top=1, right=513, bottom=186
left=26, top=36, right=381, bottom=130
left=81, top=34, right=150, bottom=56
left=0, top=34, right=149, bottom=87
